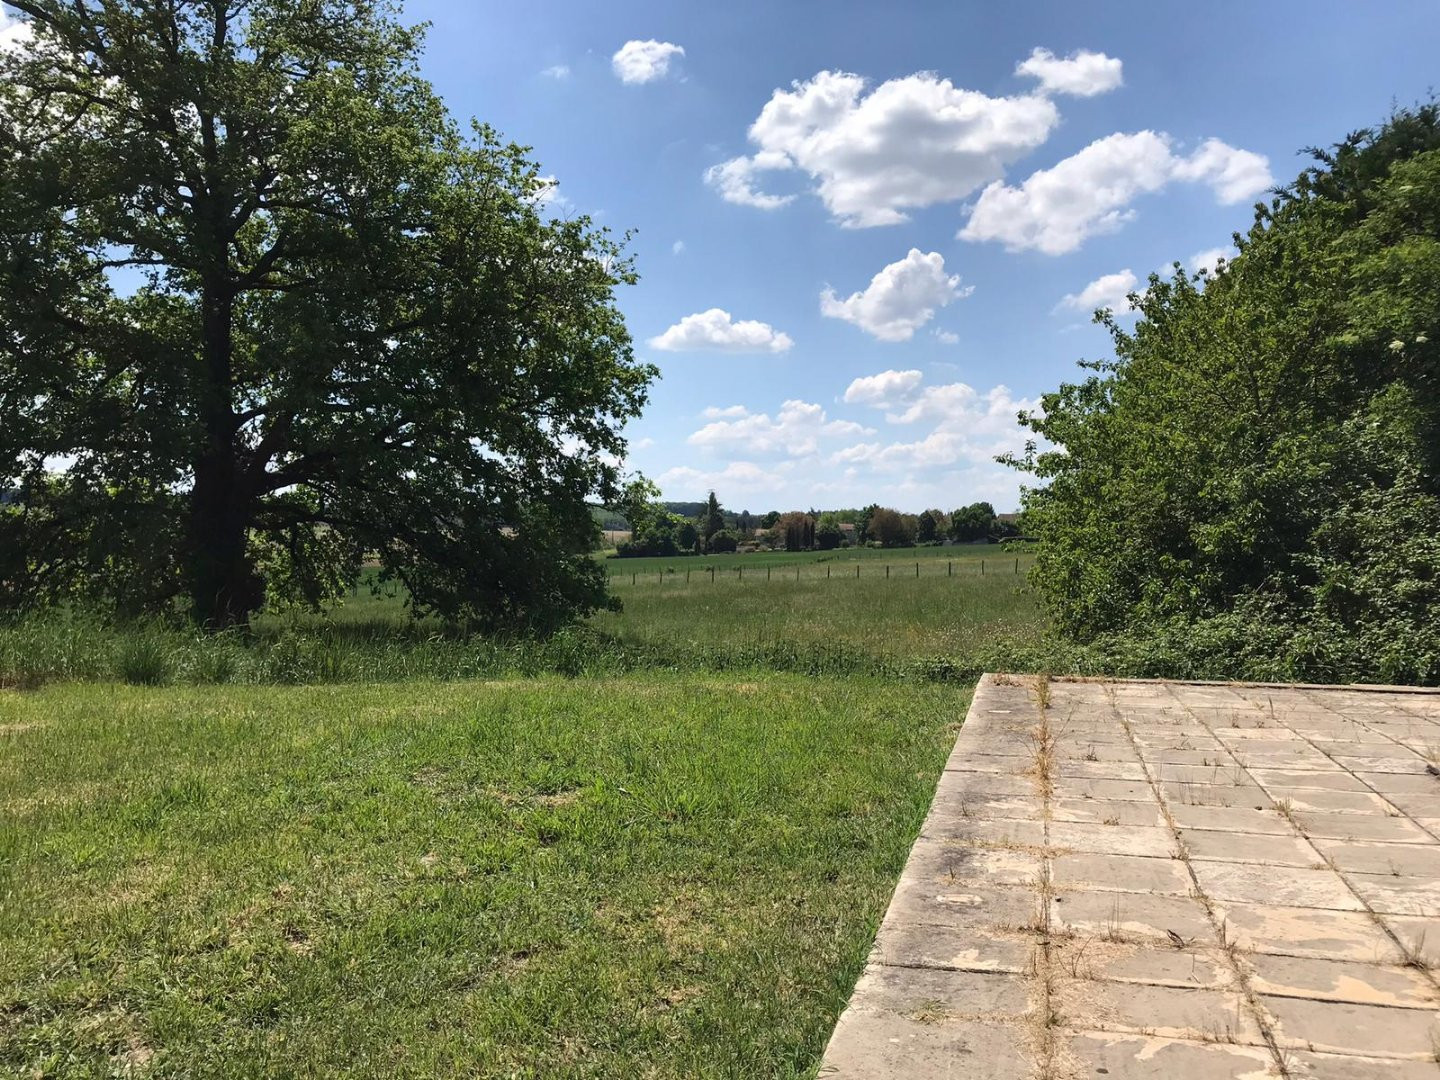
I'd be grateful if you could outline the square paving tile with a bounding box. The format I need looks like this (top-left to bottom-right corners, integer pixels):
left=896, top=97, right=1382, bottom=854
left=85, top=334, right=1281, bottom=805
left=1264, top=993, right=1440, bottom=1058
left=1180, top=827, right=1317, bottom=867
left=1189, top=860, right=1363, bottom=910
left=1311, top=839, right=1440, bottom=878
left=1245, top=953, right=1438, bottom=1009
left=1051, top=852, right=1193, bottom=896
left=1065, top=1031, right=1275, bottom=1078
left=1211, top=901, right=1403, bottom=963
left=818, top=676, right=1440, bottom=1079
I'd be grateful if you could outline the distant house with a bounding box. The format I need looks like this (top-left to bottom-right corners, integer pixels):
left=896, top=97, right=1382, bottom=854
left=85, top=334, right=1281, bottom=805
left=838, top=523, right=856, bottom=535
left=996, top=513, right=1022, bottom=526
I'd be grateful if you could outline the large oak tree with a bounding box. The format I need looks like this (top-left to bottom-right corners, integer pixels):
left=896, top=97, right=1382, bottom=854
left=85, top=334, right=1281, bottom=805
left=0, top=0, right=653, bottom=629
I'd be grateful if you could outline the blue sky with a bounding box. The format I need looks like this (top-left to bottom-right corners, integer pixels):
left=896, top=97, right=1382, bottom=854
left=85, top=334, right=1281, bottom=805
left=10, top=2, right=1436, bottom=514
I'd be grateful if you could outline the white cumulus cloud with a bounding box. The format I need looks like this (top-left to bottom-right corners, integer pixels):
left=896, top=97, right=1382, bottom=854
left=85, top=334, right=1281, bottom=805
left=705, top=68, right=1059, bottom=228
left=612, top=40, right=685, bottom=84
left=648, top=309, right=793, bottom=354
left=843, top=369, right=924, bottom=407
left=1057, top=269, right=1140, bottom=313
left=541, top=64, right=570, bottom=80
left=657, top=460, right=793, bottom=498
left=837, top=379, right=1039, bottom=469
left=820, top=249, right=972, bottom=342
left=960, top=131, right=1274, bottom=254
left=1015, top=47, right=1123, bottom=97
left=933, top=329, right=960, bottom=345
left=687, top=400, right=872, bottom=457
left=1171, top=139, right=1274, bottom=204
left=702, top=152, right=796, bottom=211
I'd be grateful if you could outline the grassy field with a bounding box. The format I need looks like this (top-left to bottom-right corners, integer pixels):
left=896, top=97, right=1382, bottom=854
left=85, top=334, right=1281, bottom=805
left=0, top=557, right=1051, bottom=688
left=596, top=573, right=1042, bottom=662
left=0, top=675, right=964, bottom=1078
left=601, top=542, right=1029, bottom=579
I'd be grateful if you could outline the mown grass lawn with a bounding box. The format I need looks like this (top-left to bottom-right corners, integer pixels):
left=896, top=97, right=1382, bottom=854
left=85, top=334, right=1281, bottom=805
left=0, top=675, right=965, bottom=1078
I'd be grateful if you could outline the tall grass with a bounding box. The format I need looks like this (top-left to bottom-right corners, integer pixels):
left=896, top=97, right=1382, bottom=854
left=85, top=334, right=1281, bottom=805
left=0, top=573, right=1064, bottom=689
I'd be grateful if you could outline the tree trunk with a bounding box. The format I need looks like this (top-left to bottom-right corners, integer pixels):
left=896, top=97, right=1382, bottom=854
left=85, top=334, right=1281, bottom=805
left=189, top=286, right=258, bottom=629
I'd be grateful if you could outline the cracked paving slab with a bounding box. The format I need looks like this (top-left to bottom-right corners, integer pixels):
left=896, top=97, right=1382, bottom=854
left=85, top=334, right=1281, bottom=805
left=818, top=675, right=1440, bottom=1079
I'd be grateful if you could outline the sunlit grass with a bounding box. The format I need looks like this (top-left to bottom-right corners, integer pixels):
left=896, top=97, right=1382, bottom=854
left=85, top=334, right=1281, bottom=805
left=0, top=675, right=964, bottom=1078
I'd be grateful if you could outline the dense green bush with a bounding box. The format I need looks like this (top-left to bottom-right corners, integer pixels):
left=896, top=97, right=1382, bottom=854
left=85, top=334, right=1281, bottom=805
left=1013, top=104, right=1440, bottom=684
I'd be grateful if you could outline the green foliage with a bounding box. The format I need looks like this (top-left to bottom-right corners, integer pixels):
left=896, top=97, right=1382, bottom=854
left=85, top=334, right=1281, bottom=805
left=866, top=507, right=913, bottom=547
left=777, top=512, right=815, bottom=552
left=700, top=490, right=725, bottom=546
left=948, top=502, right=997, bottom=543
left=706, top=529, right=739, bottom=553
left=1012, top=103, right=1440, bottom=684
left=0, top=1, right=652, bottom=630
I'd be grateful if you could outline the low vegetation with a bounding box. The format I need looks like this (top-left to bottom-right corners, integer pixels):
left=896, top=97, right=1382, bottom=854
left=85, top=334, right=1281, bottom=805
left=0, top=676, right=962, bottom=1078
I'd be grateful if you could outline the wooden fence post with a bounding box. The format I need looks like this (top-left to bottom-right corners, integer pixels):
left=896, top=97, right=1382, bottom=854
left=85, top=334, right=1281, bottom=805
left=710, top=567, right=715, bottom=583
left=885, top=565, right=890, bottom=579
left=767, top=566, right=771, bottom=581
left=631, top=572, right=636, bottom=585
left=981, top=560, right=986, bottom=576
left=686, top=569, right=690, bottom=583
left=827, top=566, right=830, bottom=579
left=948, top=561, right=952, bottom=577
left=855, top=564, right=860, bottom=578
left=915, top=562, right=919, bottom=578
left=1015, top=558, right=1019, bottom=575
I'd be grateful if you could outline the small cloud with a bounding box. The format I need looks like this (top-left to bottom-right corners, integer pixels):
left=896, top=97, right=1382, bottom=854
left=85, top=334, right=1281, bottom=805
left=1016, top=47, right=1123, bottom=97
left=649, top=309, right=793, bottom=354
left=821, top=249, right=972, bottom=342
left=844, top=369, right=924, bottom=407
left=672, top=240, right=686, bottom=255
left=703, top=152, right=796, bottom=211
left=702, top=405, right=749, bottom=419
left=688, top=399, right=871, bottom=456
left=612, top=40, right=685, bottom=85
left=541, top=64, right=571, bottom=80
left=933, top=329, right=960, bottom=346
left=1056, top=269, right=1140, bottom=314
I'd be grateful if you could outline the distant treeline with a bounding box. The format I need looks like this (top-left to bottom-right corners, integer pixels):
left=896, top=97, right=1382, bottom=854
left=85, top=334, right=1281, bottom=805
left=606, top=491, right=1020, bottom=558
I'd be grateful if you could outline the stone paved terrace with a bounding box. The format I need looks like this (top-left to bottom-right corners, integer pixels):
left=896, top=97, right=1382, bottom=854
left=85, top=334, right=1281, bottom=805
left=819, top=676, right=1440, bottom=1079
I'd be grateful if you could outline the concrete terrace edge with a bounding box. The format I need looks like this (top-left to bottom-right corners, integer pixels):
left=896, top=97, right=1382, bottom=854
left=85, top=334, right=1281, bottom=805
left=995, top=673, right=1440, bottom=695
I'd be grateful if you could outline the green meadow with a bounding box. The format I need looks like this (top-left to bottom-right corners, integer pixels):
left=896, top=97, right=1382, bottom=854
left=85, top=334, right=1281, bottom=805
left=0, top=676, right=964, bottom=1078
left=0, top=550, right=1047, bottom=1076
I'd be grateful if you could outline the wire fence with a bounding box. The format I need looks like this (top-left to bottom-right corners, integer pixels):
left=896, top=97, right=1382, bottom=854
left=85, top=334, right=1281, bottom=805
left=606, top=556, right=1032, bottom=587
